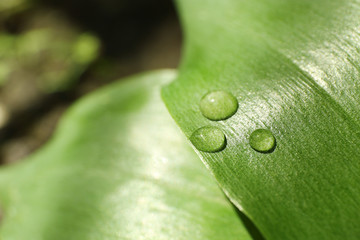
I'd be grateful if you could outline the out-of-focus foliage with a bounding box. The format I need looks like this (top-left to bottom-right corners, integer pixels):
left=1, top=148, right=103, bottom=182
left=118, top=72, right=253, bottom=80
left=0, top=0, right=29, bottom=17
left=0, top=11, right=100, bottom=92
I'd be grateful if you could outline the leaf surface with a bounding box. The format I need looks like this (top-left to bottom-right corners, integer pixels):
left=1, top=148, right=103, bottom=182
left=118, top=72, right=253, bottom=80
left=162, top=0, right=360, bottom=239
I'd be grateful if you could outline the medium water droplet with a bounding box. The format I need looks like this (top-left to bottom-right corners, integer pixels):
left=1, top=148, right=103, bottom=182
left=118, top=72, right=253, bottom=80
left=190, top=126, right=226, bottom=153
left=249, top=129, right=276, bottom=153
left=200, top=91, right=238, bottom=121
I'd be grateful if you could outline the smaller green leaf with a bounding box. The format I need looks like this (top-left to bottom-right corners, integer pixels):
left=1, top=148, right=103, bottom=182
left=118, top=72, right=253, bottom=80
left=0, top=70, right=254, bottom=240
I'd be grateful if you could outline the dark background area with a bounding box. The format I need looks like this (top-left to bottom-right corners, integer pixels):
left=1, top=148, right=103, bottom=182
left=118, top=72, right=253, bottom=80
left=0, top=0, right=182, bottom=164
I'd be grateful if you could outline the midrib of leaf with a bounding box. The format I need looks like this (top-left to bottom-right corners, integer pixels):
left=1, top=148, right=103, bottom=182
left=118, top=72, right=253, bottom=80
left=162, top=0, right=360, bottom=239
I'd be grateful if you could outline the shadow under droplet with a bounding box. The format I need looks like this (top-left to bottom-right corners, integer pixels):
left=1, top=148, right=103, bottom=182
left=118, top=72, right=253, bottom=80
left=232, top=204, right=266, bottom=240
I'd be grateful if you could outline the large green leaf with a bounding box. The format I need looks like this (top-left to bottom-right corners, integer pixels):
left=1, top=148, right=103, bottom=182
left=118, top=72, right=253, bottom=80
left=0, top=71, right=253, bottom=239
left=162, top=0, right=360, bottom=239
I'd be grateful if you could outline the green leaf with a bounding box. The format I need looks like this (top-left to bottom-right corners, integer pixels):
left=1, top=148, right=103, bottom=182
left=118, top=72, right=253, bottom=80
left=0, top=70, right=253, bottom=239
left=162, top=0, right=360, bottom=239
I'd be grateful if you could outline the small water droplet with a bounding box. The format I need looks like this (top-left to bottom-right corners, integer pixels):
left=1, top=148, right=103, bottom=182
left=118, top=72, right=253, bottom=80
left=200, top=91, right=238, bottom=121
left=190, top=126, right=226, bottom=153
left=249, top=129, right=276, bottom=153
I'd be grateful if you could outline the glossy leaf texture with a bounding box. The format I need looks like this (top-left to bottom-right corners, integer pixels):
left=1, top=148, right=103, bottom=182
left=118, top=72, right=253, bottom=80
left=0, top=71, right=253, bottom=239
left=162, top=0, right=360, bottom=239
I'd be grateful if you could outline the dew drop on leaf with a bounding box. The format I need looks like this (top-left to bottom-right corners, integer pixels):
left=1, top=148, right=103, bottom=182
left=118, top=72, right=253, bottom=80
left=249, top=129, right=276, bottom=153
left=200, top=91, right=238, bottom=121
left=190, top=126, right=226, bottom=153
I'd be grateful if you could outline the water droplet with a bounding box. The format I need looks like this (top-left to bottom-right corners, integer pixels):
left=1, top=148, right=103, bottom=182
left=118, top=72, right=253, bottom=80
left=200, top=91, right=238, bottom=121
left=249, top=129, right=276, bottom=153
left=190, top=126, right=226, bottom=153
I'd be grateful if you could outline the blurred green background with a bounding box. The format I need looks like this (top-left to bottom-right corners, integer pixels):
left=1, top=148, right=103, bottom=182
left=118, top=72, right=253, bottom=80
left=0, top=0, right=181, bottom=164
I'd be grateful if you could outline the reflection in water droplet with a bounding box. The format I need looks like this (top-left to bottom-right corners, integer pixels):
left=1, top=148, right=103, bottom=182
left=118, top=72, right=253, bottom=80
left=249, top=129, right=276, bottom=153
left=190, top=126, right=226, bottom=153
left=200, top=91, right=238, bottom=121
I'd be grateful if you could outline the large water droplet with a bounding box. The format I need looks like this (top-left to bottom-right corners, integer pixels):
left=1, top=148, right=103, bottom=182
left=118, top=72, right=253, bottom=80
left=200, top=91, right=238, bottom=121
left=249, top=129, right=276, bottom=153
left=190, top=126, right=226, bottom=153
